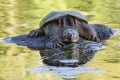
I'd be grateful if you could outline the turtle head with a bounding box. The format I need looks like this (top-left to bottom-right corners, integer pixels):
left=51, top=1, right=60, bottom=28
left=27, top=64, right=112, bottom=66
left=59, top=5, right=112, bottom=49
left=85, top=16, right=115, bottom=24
left=62, top=26, right=79, bottom=43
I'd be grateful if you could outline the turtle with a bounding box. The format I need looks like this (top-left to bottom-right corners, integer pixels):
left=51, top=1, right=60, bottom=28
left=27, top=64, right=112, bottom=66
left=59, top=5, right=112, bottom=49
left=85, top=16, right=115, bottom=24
left=27, top=10, right=113, bottom=48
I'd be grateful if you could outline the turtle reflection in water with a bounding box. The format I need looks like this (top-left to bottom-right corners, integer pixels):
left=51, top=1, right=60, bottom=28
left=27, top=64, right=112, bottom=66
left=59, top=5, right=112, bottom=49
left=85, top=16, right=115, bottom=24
left=38, top=41, right=102, bottom=67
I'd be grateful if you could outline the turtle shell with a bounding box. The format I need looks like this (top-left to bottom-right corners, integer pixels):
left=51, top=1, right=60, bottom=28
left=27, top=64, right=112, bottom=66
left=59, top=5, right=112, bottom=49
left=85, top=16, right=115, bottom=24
left=40, top=10, right=88, bottom=27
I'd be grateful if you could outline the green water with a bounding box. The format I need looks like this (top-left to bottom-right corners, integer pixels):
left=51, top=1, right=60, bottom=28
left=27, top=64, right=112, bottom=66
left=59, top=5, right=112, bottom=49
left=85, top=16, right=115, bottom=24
left=0, top=0, right=120, bottom=80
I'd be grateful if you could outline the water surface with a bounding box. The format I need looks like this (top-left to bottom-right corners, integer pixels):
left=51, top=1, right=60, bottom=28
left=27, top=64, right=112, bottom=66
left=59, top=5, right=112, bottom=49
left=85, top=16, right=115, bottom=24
left=0, top=0, right=120, bottom=80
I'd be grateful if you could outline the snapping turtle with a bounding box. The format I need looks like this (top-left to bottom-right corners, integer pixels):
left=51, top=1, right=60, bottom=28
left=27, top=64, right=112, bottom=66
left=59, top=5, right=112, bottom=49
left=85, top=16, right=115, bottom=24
left=28, top=10, right=99, bottom=48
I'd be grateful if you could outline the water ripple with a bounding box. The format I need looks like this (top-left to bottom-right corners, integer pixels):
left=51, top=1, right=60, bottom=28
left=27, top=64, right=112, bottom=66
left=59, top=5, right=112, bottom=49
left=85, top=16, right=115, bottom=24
left=26, top=65, right=106, bottom=79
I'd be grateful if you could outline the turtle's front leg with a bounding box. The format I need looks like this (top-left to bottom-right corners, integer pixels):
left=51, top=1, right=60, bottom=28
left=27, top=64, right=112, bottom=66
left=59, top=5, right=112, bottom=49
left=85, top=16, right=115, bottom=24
left=45, top=27, right=65, bottom=48
left=27, top=28, right=44, bottom=37
left=47, top=34, right=65, bottom=48
left=78, top=23, right=100, bottom=42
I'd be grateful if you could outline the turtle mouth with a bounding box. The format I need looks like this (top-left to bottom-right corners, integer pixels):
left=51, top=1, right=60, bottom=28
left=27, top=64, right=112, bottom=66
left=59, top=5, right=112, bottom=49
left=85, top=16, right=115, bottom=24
left=63, top=37, right=79, bottom=43
left=63, top=28, right=79, bottom=43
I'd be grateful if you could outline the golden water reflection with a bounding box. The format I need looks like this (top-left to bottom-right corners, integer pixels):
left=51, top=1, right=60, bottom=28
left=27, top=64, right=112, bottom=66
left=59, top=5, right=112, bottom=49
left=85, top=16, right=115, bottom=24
left=0, top=0, right=120, bottom=80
